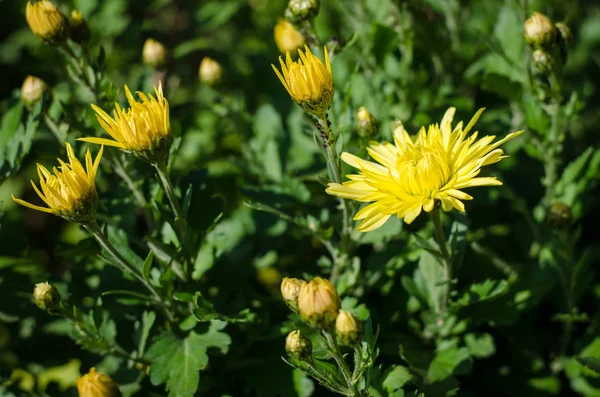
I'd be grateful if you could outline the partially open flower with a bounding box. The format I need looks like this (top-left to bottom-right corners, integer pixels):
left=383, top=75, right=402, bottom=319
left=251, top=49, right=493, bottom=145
left=80, top=83, right=172, bottom=164
left=143, top=38, right=168, bottom=69
left=12, top=143, right=103, bottom=224
left=33, top=282, right=61, bottom=313
left=274, top=19, right=305, bottom=54
left=335, top=310, right=363, bottom=346
left=199, top=57, right=223, bottom=86
left=25, top=0, right=69, bottom=44
left=280, top=277, right=306, bottom=312
left=70, top=10, right=91, bottom=45
left=77, top=368, right=121, bottom=397
left=21, top=75, right=48, bottom=109
left=285, top=330, right=312, bottom=361
left=524, top=12, right=556, bottom=49
left=297, top=277, right=340, bottom=328
left=272, top=45, right=334, bottom=117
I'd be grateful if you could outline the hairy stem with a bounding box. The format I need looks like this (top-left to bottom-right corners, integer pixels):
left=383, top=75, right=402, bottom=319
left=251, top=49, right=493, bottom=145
left=322, top=330, right=359, bottom=396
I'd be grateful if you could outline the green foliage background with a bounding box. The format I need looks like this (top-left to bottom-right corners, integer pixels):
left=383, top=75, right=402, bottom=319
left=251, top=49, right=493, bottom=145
left=1, top=0, right=600, bottom=396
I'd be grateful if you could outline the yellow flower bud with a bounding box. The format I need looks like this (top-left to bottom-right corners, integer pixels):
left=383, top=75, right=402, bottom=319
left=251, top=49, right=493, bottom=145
left=143, top=39, right=168, bottom=70
left=524, top=12, right=556, bottom=49
left=285, top=0, right=320, bottom=25
left=33, top=282, right=61, bottom=313
left=272, top=45, right=334, bottom=117
left=335, top=310, right=363, bottom=346
left=547, top=202, right=573, bottom=229
left=257, top=267, right=282, bottom=293
left=285, top=330, right=312, bottom=360
left=280, top=277, right=306, bottom=312
left=21, top=75, right=48, bottom=109
left=25, top=1, right=69, bottom=45
left=297, top=277, right=340, bottom=328
left=357, top=106, right=377, bottom=138
left=274, top=19, right=305, bottom=54
left=199, top=57, right=223, bottom=86
left=77, top=368, right=121, bottom=397
left=70, top=10, right=91, bottom=45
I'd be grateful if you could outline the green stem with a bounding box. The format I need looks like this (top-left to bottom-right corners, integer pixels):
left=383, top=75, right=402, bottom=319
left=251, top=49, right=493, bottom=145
left=322, top=330, right=359, bottom=396
left=543, top=72, right=562, bottom=206
left=60, top=44, right=97, bottom=99
left=430, top=207, right=452, bottom=312
left=154, top=161, right=185, bottom=221
left=84, top=221, right=177, bottom=326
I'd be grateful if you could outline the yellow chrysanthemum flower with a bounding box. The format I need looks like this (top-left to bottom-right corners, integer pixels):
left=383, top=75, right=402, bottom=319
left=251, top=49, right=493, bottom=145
left=272, top=45, right=333, bottom=116
left=12, top=143, right=103, bottom=223
left=25, top=0, right=69, bottom=44
left=274, top=19, right=305, bottom=54
left=326, top=108, right=524, bottom=232
left=79, top=83, right=171, bottom=164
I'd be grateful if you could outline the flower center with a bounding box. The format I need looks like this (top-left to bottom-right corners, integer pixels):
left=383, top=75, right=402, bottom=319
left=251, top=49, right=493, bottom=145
left=396, top=144, right=451, bottom=197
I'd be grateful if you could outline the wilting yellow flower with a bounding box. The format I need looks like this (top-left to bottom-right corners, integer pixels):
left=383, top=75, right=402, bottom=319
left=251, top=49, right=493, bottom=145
left=25, top=0, right=69, bottom=44
left=326, top=108, right=524, bottom=231
left=272, top=45, right=333, bottom=116
left=297, top=277, right=340, bottom=328
left=12, top=143, right=103, bottom=223
left=143, top=38, right=168, bottom=69
left=77, top=368, right=121, bottom=397
left=21, top=75, right=48, bottom=108
left=274, top=19, right=305, bottom=54
left=80, top=83, right=171, bottom=164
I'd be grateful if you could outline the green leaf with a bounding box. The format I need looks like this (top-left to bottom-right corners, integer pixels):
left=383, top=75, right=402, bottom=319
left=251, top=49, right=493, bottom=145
left=142, top=250, right=154, bottom=282
left=72, top=310, right=117, bottom=354
left=416, top=248, right=445, bottom=310
left=453, top=279, right=509, bottom=307
left=106, top=225, right=143, bottom=271
left=464, top=333, right=496, bottom=358
left=575, top=357, right=600, bottom=375
left=292, top=369, right=315, bottom=397
left=426, top=347, right=472, bottom=383
left=383, top=365, right=413, bottom=392
left=147, top=321, right=231, bottom=397
left=448, top=213, right=468, bottom=270
left=137, top=311, right=156, bottom=357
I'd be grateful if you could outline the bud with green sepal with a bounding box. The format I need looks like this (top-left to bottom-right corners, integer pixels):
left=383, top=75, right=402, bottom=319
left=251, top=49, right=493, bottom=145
left=281, top=277, right=305, bottom=312
left=34, top=282, right=62, bottom=313
left=524, top=12, right=556, bottom=50
left=285, top=0, right=320, bottom=26
left=335, top=310, right=363, bottom=346
left=357, top=106, right=378, bottom=138
left=297, top=277, right=340, bottom=329
left=285, top=330, right=312, bottom=361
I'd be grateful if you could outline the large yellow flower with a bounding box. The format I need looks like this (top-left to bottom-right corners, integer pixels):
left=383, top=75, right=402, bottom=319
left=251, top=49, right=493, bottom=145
left=25, top=0, right=69, bottom=44
left=272, top=45, right=333, bottom=116
left=12, top=143, right=103, bottom=223
left=326, top=108, right=523, bottom=232
left=80, top=83, right=171, bottom=163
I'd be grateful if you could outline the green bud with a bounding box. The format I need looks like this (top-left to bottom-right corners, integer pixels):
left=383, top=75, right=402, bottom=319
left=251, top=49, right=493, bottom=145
left=285, top=0, right=320, bottom=26
left=285, top=330, right=312, bottom=360
left=547, top=202, right=573, bottom=229
left=33, top=282, right=61, bottom=313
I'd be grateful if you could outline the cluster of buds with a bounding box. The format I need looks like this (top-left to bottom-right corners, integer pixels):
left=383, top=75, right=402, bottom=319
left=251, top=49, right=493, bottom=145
left=25, top=1, right=91, bottom=46
left=281, top=277, right=364, bottom=361
left=523, top=12, right=572, bottom=74
left=77, top=367, right=122, bottom=397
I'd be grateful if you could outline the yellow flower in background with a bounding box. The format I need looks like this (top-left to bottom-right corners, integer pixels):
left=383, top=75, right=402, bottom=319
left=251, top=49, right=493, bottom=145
left=274, top=19, right=305, bottom=54
left=80, top=83, right=172, bottom=164
left=199, top=57, right=223, bottom=86
left=143, top=38, right=168, bottom=69
left=12, top=143, right=103, bottom=224
left=272, top=45, right=333, bottom=116
left=326, top=108, right=524, bottom=231
left=21, top=75, right=48, bottom=108
left=77, top=368, right=121, bottom=397
left=25, top=0, right=69, bottom=44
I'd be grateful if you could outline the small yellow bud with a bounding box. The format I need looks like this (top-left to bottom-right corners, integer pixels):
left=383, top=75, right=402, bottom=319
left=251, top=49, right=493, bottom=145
left=524, top=12, right=556, bottom=49
left=274, top=19, right=305, bottom=54
left=297, top=277, right=340, bottom=328
left=532, top=49, right=553, bottom=74
left=77, top=368, right=121, bottom=397
left=285, top=330, right=312, bottom=360
left=357, top=106, right=377, bottom=138
left=280, top=277, right=306, bottom=312
left=285, top=0, right=320, bottom=26
left=21, top=75, right=48, bottom=109
left=335, top=310, right=363, bottom=346
left=257, top=267, right=282, bottom=293
left=25, top=1, right=69, bottom=45
left=547, top=202, right=573, bottom=229
left=143, top=39, right=168, bottom=70
left=199, top=57, right=223, bottom=86
left=33, top=282, right=61, bottom=313
left=69, top=10, right=91, bottom=45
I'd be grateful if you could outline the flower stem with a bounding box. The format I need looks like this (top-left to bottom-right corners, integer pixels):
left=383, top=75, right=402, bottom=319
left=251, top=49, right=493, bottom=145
left=154, top=161, right=185, bottom=221
left=84, top=221, right=177, bottom=326
left=543, top=71, right=562, bottom=207
left=322, top=330, right=360, bottom=396
left=429, top=207, right=452, bottom=312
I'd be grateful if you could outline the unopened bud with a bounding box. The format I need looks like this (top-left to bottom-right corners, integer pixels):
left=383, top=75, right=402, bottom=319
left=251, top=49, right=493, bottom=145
left=281, top=277, right=305, bottom=312
left=297, top=277, right=340, bottom=328
left=532, top=49, right=552, bottom=74
left=199, top=57, right=223, bottom=86
left=33, top=282, right=61, bottom=313
left=524, top=12, right=556, bottom=50
left=285, top=330, right=312, bottom=360
left=357, top=106, right=377, bottom=138
left=547, top=202, right=573, bottom=229
left=335, top=310, right=363, bottom=346
left=257, top=267, right=282, bottom=293
left=274, top=19, right=305, bottom=54
left=69, top=10, right=91, bottom=45
left=143, top=39, right=168, bottom=70
left=285, top=0, right=320, bottom=26
left=77, top=368, right=121, bottom=397
left=21, top=76, right=48, bottom=109
left=25, top=1, right=69, bottom=45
